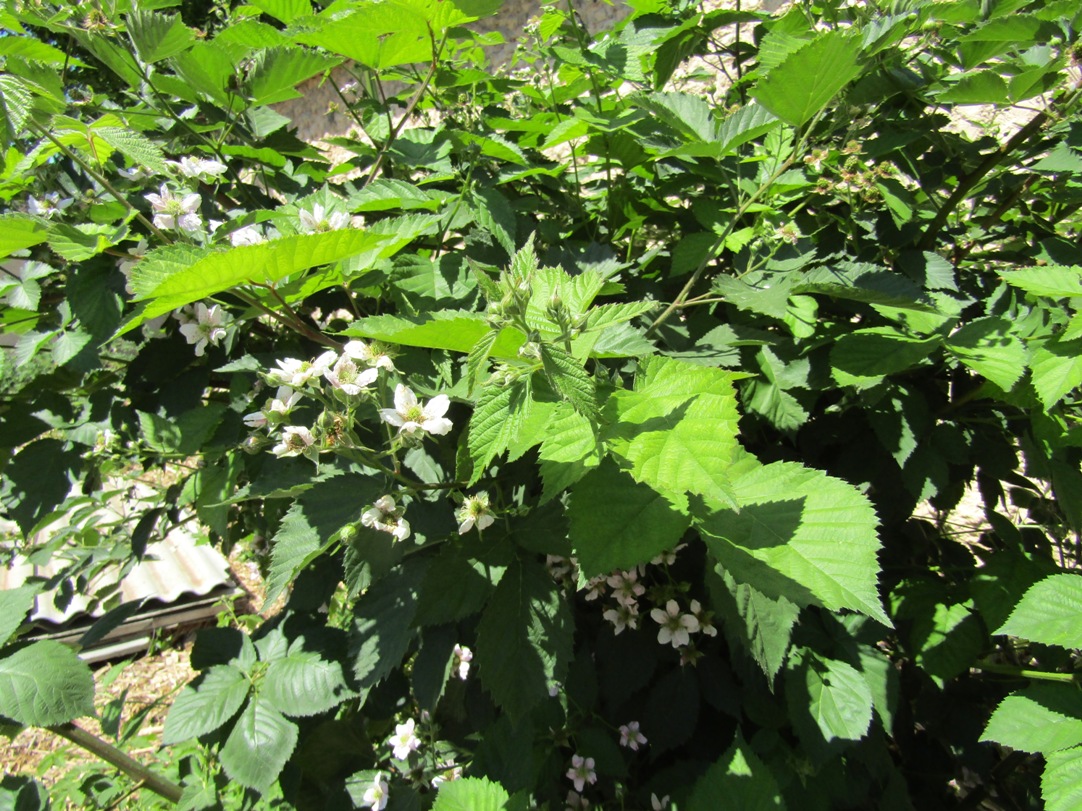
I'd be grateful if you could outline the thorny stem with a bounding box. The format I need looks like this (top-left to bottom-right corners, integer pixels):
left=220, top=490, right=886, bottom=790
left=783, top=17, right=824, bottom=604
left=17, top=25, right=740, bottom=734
left=48, top=722, right=183, bottom=804
left=28, top=122, right=171, bottom=244
left=362, top=28, right=448, bottom=189
left=974, top=661, right=1080, bottom=683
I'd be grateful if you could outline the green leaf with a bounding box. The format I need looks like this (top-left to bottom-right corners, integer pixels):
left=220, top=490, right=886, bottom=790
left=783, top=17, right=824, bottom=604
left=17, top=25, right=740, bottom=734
left=265, top=474, right=379, bottom=606
left=476, top=557, right=573, bottom=720
left=350, top=179, right=443, bottom=213
left=468, top=377, right=532, bottom=484
left=699, top=456, right=889, bottom=625
left=795, top=263, right=932, bottom=309
left=0, top=585, right=39, bottom=648
left=350, top=561, right=425, bottom=691
left=688, top=733, right=786, bottom=811
left=94, top=125, right=171, bottom=175
left=605, top=356, right=741, bottom=510
left=798, top=655, right=874, bottom=742
left=752, top=30, right=862, bottom=127
left=568, top=459, right=691, bottom=577
left=414, top=545, right=499, bottom=625
left=4, top=438, right=81, bottom=536
left=1031, top=338, right=1082, bottom=408
left=162, top=665, right=250, bottom=744
left=251, top=0, right=312, bottom=24
left=937, top=70, right=1009, bottom=104
left=0, top=214, right=49, bottom=259
left=635, top=91, right=716, bottom=142
left=137, top=405, right=226, bottom=456
left=125, top=10, right=195, bottom=63
left=1044, top=746, right=1082, bottom=811
left=345, top=312, right=525, bottom=356
left=246, top=47, right=341, bottom=107
left=831, top=328, right=942, bottom=388
left=466, top=328, right=500, bottom=394
left=0, top=76, right=33, bottom=148
left=0, top=36, right=87, bottom=67
left=0, top=641, right=95, bottom=726
left=982, top=684, right=1082, bottom=754
left=945, top=316, right=1027, bottom=391
left=540, top=344, right=597, bottom=419
left=709, top=568, right=798, bottom=686
left=432, top=777, right=510, bottom=811
left=1001, top=266, right=1082, bottom=298
left=996, top=573, right=1082, bottom=648
left=262, top=650, right=352, bottom=717
left=472, top=185, right=516, bottom=256
left=125, top=229, right=390, bottom=328
left=220, top=696, right=298, bottom=794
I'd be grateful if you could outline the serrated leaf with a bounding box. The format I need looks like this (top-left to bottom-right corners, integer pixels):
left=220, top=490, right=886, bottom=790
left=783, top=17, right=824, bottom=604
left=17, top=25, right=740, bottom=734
left=0, top=75, right=33, bottom=148
left=94, top=126, right=171, bottom=175
left=710, top=568, right=798, bottom=686
left=582, top=301, right=656, bottom=332
left=246, top=47, right=341, bottom=107
left=414, top=545, right=498, bottom=625
left=476, top=558, right=573, bottom=720
left=0, top=214, right=49, bottom=258
left=1031, top=338, right=1082, bottom=408
left=539, top=403, right=600, bottom=464
left=265, top=474, right=380, bottom=606
left=795, top=263, right=933, bottom=309
left=468, top=378, right=532, bottom=483
left=1044, top=746, right=1082, bottom=811
left=350, top=561, right=425, bottom=690
left=540, top=344, right=597, bottom=419
left=753, top=30, right=862, bottom=127
left=126, top=10, right=195, bottom=63
left=982, top=684, right=1082, bottom=754
left=688, top=734, right=785, bottom=811
left=568, top=459, right=691, bottom=576
left=0, top=641, right=94, bottom=726
left=831, top=328, right=941, bottom=387
left=124, top=229, right=390, bottom=330
left=1001, top=266, right=1082, bottom=298
left=349, top=179, right=443, bottom=213
left=466, top=328, right=500, bottom=395
left=945, top=316, right=1027, bottom=391
left=4, top=438, right=81, bottom=536
left=801, top=656, right=874, bottom=742
left=345, top=311, right=525, bottom=356
left=432, top=777, right=510, bottom=811
left=162, top=665, right=250, bottom=744
left=220, top=696, right=298, bottom=794
left=937, top=70, right=1009, bottom=104
left=606, top=356, right=741, bottom=509
left=251, top=0, right=311, bottom=23
left=699, top=456, right=889, bottom=625
left=996, top=573, right=1082, bottom=648
left=262, top=650, right=352, bottom=717
left=472, top=185, right=516, bottom=256
left=0, top=585, right=40, bottom=648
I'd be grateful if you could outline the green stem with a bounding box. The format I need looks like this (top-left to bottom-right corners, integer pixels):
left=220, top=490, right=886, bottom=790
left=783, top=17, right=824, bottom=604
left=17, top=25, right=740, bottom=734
left=974, top=662, right=1079, bottom=683
left=48, top=722, right=183, bottom=804
left=234, top=288, right=342, bottom=350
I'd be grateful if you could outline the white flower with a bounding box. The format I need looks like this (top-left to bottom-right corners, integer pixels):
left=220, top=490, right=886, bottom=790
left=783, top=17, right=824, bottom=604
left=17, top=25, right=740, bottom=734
left=117, top=238, right=149, bottom=290
left=141, top=314, right=169, bottom=341
left=268, top=353, right=335, bottom=388
left=430, top=766, right=462, bottom=788
left=388, top=718, right=421, bottom=760
left=145, top=184, right=202, bottom=231
left=171, top=156, right=228, bottom=179
left=565, top=790, right=590, bottom=810
left=565, top=754, right=597, bottom=793
left=230, top=224, right=265, bottom=246
left=243, top=410, right=268, bottom=429
left=603, top=602, right=639, bottom=635
left=117, top=166, right=149, bottom=181
left=177, top=302, right=227, bottom=356
left=583, top=575, right=607, bottom=602
left=606, top=570, right=645, bottom=607
left=343, top=340, right=395, bottom=371
left=272, top=425, right=315, bottom=458
left=650, top=544, right=686, bottom=567
left=325, top=354, right=379, bottom=396
left=456, top=492, right=494, bottom=534
left=689, top=599, right=717, bottom=637
left=267, top=386, right=302, bottom=417
left=361, top=495, right=411, bottom=542
left=298, top=203, right=350, bottom=234
left=650, top=599, right=700, bottom=649
left=651, top=794, right=671, bottom=811
left=380, top=384, right=453, bottom=438
left=452, top=644, right=472, bottom=680
left=361, top=773, right=388, bottom=810
left=618, top=721, right=647, bottom=751
left=27, top=192, right=72, bottom=218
